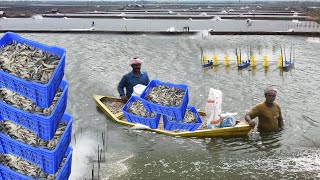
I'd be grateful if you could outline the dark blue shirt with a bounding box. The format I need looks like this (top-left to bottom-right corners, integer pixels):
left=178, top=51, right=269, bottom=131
left=117, top=71, right=150, bottom=98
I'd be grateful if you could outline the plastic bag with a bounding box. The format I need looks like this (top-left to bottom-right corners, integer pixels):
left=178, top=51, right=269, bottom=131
left=132, top=84, right=147, bottom=97
left=220, top=117, right=236, bottom=127
left=205, top=88, right=222, bottom=128
left=220, top=112, right=237, bottom=127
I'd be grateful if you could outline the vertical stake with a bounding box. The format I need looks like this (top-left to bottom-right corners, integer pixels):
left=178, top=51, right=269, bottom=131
left=92, top=164, right=94, bottom=180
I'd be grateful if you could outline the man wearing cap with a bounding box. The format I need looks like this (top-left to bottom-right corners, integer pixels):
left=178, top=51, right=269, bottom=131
left=117, top=57, right=150, bottom=101
left=245, top=87, right=284, bottom=132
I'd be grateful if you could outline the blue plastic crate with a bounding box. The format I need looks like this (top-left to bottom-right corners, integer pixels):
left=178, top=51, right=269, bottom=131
left=0, top=146, right=72, bottom=180
left=0, top=32, right=66, bottom=108
left=0, top=80, right=68, bottom=140
left=122, top=96, right=161, bottom=129
left=163, top=106, right=202, bottom=131
left=0, top=113, right=72, bottom=174
left=140, top=79, right=189, bottom=121
left=55, top=146, right=72, bottom=180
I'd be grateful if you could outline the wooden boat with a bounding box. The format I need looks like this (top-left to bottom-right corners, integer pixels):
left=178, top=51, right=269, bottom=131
left=93, top=95, right=252, bottom=138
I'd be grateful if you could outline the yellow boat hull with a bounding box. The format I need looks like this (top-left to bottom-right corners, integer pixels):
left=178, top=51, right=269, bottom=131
left=93, top=95, right=252, bottom=138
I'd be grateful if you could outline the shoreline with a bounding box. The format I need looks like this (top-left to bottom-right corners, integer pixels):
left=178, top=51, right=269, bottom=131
left=39, top=14, right=312, bottom=21
left=0, top=2, right=314, bottom=20
left=1, top=30, right=319, bottom=37
left=1, top=2, right=319, bottom=36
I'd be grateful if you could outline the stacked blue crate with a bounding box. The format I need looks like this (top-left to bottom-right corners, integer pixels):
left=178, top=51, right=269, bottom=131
left=122, top=96, right=161, bottom=129
left=0, top=32, right=72, bottom=179
left=0, top=32, right=66, bottom=108
left=140, top=80, right=189, bottom=121
left=162, top=106, right=202, bottom=131
left=140, top=79, right=202, bottom=131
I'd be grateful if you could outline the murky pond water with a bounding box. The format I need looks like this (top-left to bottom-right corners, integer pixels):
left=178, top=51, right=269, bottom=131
left=1, top=32, right=320, bottom=179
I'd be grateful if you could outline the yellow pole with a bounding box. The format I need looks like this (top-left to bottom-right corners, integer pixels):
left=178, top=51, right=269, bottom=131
left=224, top=55, right=229, bottom=66
left=237, top=55, right=241, bottom=65
left=250, top=55, right=256, bottom=67
left=262, top=56, right=269, bottom=67
left=278, top=55, right=283, bottom=67
left=213, top=55, right=218, bottom=66
left=251, top=66, right=256, bottom=76
left=203, top=55, right=208, bottom=64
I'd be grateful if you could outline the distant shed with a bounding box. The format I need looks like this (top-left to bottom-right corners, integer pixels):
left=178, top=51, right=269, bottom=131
left=51, top=8, right=58, bottom=13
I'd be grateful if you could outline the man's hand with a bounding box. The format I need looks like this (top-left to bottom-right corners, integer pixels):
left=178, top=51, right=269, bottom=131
left=248, top=121, right=256, bottom=128
left=245, top=114, right=256, bottom=128
left=121, top=96, right=128, bottom=101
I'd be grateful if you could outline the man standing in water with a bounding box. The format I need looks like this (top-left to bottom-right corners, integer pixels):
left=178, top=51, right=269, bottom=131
left=245, top=87, right=284, bottom=132
left=118, top=57, right=150, bottom=101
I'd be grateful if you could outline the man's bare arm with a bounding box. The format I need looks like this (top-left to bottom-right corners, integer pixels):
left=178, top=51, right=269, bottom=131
left=245, top=114, right=256, bottom=127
